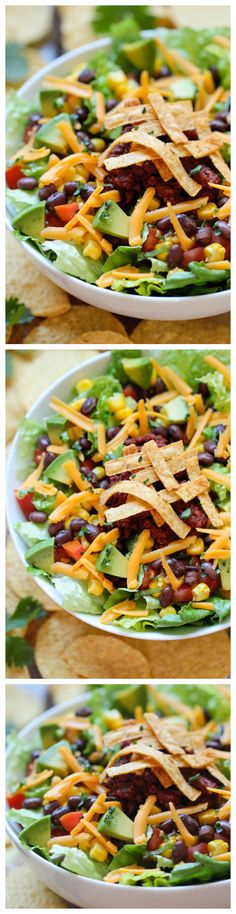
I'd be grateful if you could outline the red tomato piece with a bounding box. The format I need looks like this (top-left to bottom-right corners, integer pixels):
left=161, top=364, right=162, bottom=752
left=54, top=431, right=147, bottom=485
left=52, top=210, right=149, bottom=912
left=60, top=810, right=83, bottom=832
left=6, top=163, right=24, bottom=189
left=181, top=247, right=205, bottom=268
left=55, top=202, right=78, bottom=222
left=62, top=541, right=84, bottom=560
left=15, top=490, right=35, bottom=518
left=187, top=842, right=209, bottom=861
left=7, top=791, right=24, bottom=809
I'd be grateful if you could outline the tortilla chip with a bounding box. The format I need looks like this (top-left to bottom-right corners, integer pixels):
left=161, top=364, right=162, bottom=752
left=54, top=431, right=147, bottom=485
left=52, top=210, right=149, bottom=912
left=6, top=235, right=71, bottom=317
left=6, top=6, right=51, bottom=43
left=142, top=631, right=230, bottom=679
left=187, top=455, right=223, bottom=527
left=6, top=666, right=30, bottom=679
left=23, top=306, right=127, bottom=344
left=79, top=331, right=128, bottom=343
left=130, top=315, right=230, bottom=345
left=35, top=614, right=150, bottom=679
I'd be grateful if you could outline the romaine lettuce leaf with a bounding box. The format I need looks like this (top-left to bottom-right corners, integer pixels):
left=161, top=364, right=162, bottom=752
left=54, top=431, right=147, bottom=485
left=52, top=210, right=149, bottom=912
left=16, top=417, right=45, bottom=478
left=102, top=245, right=141, bottom=272
left=6, top=187, right=38, bottom=214
left=170, top=852, right=230, bottom=884
left=6, top=93, right=36, bottom=158
left=156, top=27, right=230, bottom=87
left=15, top=521, right=48, bottom=547
left=8, top=808, right=42, bottom=828
left=155, top=685, right=230, bottom=721
left=53, top=576, right=103, bottom=615
left=41, top=240, right=104, bottom=283
left=158, top=349, right=230, bottom=392
left=53, top=845, right=108, bottom=879
left=209, top=463, right=231, bottom=508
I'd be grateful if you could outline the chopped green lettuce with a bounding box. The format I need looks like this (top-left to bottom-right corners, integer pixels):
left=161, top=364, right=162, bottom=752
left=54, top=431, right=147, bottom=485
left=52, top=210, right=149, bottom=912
left=6, top=93, right=36, bottom=158
left=53, top=845, right=108, bottom=879
left=170, top=852, right=230, bottom=884
left=209, top=463, right=231, bottom=508
left=52, top=576, right=103, bottom=615
left=16, top=418, right=45, bottom=478
left=6, top=187, right=38, bottom=214
left=41, top=240, right=104, bottom=283
left=8, top=808, right=42, bottom=828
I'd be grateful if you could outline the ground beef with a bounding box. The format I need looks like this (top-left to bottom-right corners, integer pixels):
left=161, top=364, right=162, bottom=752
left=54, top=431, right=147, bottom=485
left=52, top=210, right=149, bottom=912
left=104, top=161, right=186, bottom=208
left=186, top=503, right=208, bottom=530
left=105, top=768, right=186, bottom=818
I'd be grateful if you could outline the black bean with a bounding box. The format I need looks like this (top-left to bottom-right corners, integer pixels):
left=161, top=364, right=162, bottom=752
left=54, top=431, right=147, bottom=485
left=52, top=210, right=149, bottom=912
left=81, top=466, right=91, bottom=479
left=215, top=820, right=230, bottom=836
left=46, top=191, right=67, bottom=211
left=215, top=424, right=225, bottom=438
left=153, top=425, right=169, bottom=438
left=83, top=794, right=98, bottom=810
left=159, top=64, right=171, bottom=77
left=209, top=66, right=219, bottom=87
left=180, top=815, right=199, bottom=836
left=76, top=130, right=92, bottom=148
left=106, top=98, right=117, bottom=112
left=160, top=584, right=174, bottom=607
left=43, top=452, right=56, bottom=468
left=28, top=511, right=47, bottom=524
left=99, top=478, right=110, bottom=490
left=161, top=818, right=176, bottom=834
left=198, top=381, right=210, bottom=399
left=157, top=216, right=172, bottom=233
left=75, top=739, right=85, bottom=751
left=68, top=795, right=85, bottom=810
left=48, top=521, right=65, bottom=537
left=214, top=220, right=231, bottom=239
left=107, top=426, right=121, bottom=441
left=28, top=113, right=41, bottom=125
left=84, top=523, right=102, bottom=542
left=178, top=214, right=197, bottom=237
left=90, top=471, right=99, bottom=487
left=167, top=243, right=182, bottom=269
left=198, top=825, right=215, bottom=842
left=217, top=196, right=228, bottom=207
left=184, top=569, right=200, bottom=585
left=17, top=176, right=37, bottom=190
left=78, top=436, right=90, bottom=452
left=151, top=559, right=162, bottom=573
left=37, top=433, right=50, bottom=449
left=80, top=397, right=98, bottom=416
left=75, top=105, right=87, bottom=123
left=78, top=67, right=95, bottom=83
left=210, top=118, right=228, bottom=132
left=75, top=705, right=92, bottom=717
left=54, top=529, right=73, bottom=546
left=43, top=801, right=60, bottom=815
left=168, top=558, right=186, bottom=576
left=204, top=440, right=216, bottom=455
left=153, top=378, right=166, bottom=394
left=52, top=804, right=70, bottom=823
left=168, top=424, right=184, bottom=441
left=197, top=451, right=214, bottom=467
left=206, top=738, right=222, bottom=749
left=173, top=840, right=188, bottom=863
left=69, top=517, right=84, bottom=535
left=38, top=183, right=57, bottom=200
left=202, top=561, right=219, bottom=580
left=64, top=181, right=78, bottom=196
left=195, top=226, right=213, bottom=246
left=22, top=797, right=41, bottom=809
left=31, top=749, right=41, bottom=760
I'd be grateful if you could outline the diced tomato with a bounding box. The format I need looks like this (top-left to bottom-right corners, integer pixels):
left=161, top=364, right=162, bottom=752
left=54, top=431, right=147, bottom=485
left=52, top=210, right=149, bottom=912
left=55, top=202, right=78, bottom=222
left=6, top=163, right=24, bottom=189
left=187, top=842, right=209, bottom=861
left=15, top=490, right=34, bottom=518
left=7, top=791, right=24, bottom=809
left=62, top=541, right=84, bottom=560
left=181, top=246, right=205, bottom=268
left=45, top=213, right=64, bottom=228
left=82, top=459, right=95, bottom=471
left=60, top=810, right=83, bottom=832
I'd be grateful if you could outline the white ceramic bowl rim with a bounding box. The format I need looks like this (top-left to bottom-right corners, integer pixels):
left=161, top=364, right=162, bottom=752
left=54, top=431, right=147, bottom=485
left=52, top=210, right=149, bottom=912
left=6, top=694, right=230, bottom=894
left=6, top=349, right=230, bottom=642
left=5, top=34, right=230, bottom=318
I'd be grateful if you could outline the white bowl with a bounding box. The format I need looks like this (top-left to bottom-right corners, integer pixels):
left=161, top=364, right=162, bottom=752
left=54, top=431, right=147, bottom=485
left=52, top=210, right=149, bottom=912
left=6, top=36, right=230, bottom=322
left=6, top=695, right=230, bottom=909
left=6, top=349, right=230, bottom=642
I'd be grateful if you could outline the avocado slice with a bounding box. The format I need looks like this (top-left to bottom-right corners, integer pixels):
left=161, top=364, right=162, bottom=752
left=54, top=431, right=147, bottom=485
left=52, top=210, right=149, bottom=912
left=46, top=415, right=67, bottom=446
left=123, top=38, right=156, bottom=73
left=40, top=88, right=65, bottom=118
left=116, top=684, right=148, bottom=715
left=12, top=202, right=45, bottom=240
left=26, top=538, right=54, bottom=574
left=96, top=544, right=128, bottom=578
left=218, top=559, right=230, bottom=590
left=37, top=739, right=72, bottom=777
left=44, top=449, right=78, bottom=485
left=34, top=113, right=72, bottom=155
left=170, top=77, right=196, bottom=101
left=163, top=395, right=189, bottom=423
left=93, top=201, right=130, bottom=240
left=98, top=806, right=134, bottom=843
left=122, top=356, right=153, bottom=390
left=19, top=815, right=51, bottom=847
left=40, top=722, right=65, bottom=749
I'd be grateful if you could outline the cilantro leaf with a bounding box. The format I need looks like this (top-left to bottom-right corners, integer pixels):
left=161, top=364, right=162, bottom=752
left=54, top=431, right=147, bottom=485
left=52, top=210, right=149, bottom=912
left=92, top=7, right=156, bottom=34
left=6, top=635, right=34, bottom=668
left=6, top=597, right=46, bottom=632
left=6, top=296, right=33, bottom=327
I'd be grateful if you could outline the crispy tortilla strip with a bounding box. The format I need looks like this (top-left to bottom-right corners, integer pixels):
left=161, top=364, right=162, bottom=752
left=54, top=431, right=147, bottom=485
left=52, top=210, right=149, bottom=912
left=104, top=99, right=193, bottom=132
left=145, top=713, right=188, bottom=755
left=187, top=454, right=223, bottom=528
left=104, top=130, right=201, bottom=196
left=207, top=765, right=231, bottom=787
left=103, top=723, right=150, bottom=748
left=101, top=479, right=190, bottom=537
left=122, top=742, right=200, bottom=801
left=142, top=440, right=177, bottom=490
left=105, top=440, right=184, bottom=476
left=149, top=92, right=187, bottom=143
left=104, top=761, right=152, bottom=778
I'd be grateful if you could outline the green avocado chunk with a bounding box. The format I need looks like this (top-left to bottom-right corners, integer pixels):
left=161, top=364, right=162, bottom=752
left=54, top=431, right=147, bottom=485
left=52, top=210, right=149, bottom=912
left=26, top=538, right=54, bottom=574
left=37, top=739, right=72, bottom=776
left=40, top=722, right=65, bottom=749
left=116, top=684, right=148, bottom=715
left=218, top=559, right=230, bottom=590
left=163, top=395, right=189, bottom=423
left=44, top=449, right=78, bottom=485
left=122, top=356, right=153, bottom=389
left=46, top=415, right=67, bottom=445
left=96, top=544, right=128, bottom=578
left=19, top=815, right=51, bottom=847
left=34, top=113, right=72, bottom=154
left=123, top=38, right=156, bottom=73
left=12, top=202, right=45, bottom=240
left=40, top=88, right=65, bottom=118
left=93, top=201, right=130, bottom=239
left=98, top=806, right=134, bottom=842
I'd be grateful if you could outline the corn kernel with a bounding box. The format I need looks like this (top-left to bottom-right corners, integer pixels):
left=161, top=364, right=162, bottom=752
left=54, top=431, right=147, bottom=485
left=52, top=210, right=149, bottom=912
left=157, top=576, right=166, bottom=588
left=155, top=239, right=172, bottom=261
left=151, top=366, right=157, bottom=385
left=161, top=847, right=173, bottom=858
left=76, top=378, right=92, bottom=393
left=88, top=579, right=104, bottom=596
left=116, top=406, right=133, bottom=421
left=130, top=423, right=139, bottom=437
left=149, top=581, right=161, bottom=592
left=77, top=509, right=90, bottom=521
left=159, top=607, right=177, bottom=617
left=187, top=537, right=204, bottom=555
left=198, top=810, right=216, bottom=825
left=204, top=242, right=225, bottom=263
left=84, top=239, right=102, bottom=260
left=192, top=582, right=210, bottom=601
left=107, top=393, right=126, bottom=412
left=197, top=203, right=218, bottom=219
left=203, top=69, right=215, bottom=93
left=93, top=465, right=105, bottom=480
left=92, top=138, right=106, bottom=152
left=108, top=70, right=127, bottom=98
left=71, top=397, right=85, bottom=410
left=78, top=833, right=92, bottom=852
left=90, top=841, right=108, bottom=862
left=103, top=709, right=123, bottom=730
left=208, top=839, right=229, bottom=856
